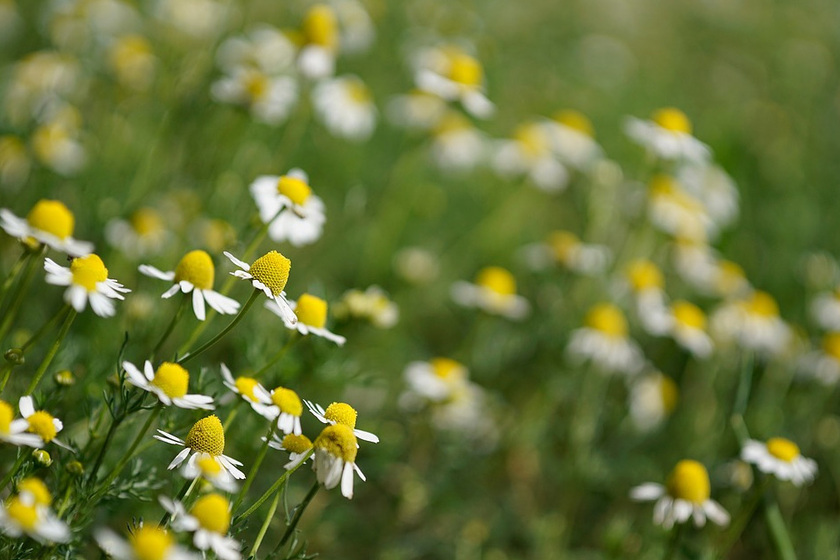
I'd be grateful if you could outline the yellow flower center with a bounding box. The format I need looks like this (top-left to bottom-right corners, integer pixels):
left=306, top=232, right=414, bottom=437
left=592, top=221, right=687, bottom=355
left=244, top=70, right=269, bottom=101
left=434, top=111, right=471, bottom=135
left=0, top=400, right=13, bottom=434
left=648, top=174, right=680, bottom=197
left=314, top=424, right=358, bottom=463
left=282, top=433, right=313, bottom=454
left=249, top=251, right=292, bottom=297
left=295, top=294, right=328, bottom=329
left=672, top=300, right=706, bottom=330
left=475, top=267, right=516, bottom=296
left=151, top=362, right=189, bottom=399
left=27, top=411, right=57, bottom=442
left=174, top=250, right=215, bottom=290
left=271, top=387, right=303, bottom=416
left=5, top=497, right=38, bottom=530
left=234, top=377, right=260, bottom=402
left=660, top=375, right=679, bottom=414
left=823, top=333, right=840, bottom=361
left=653, top=107, right=692, bottom=134
left=17, top=478, right=51, bottom=506
left=716, top=260, right=746, bottom=294
left=276, top=175, right=312, bottom=206
left=744, top=291, right=779, bottom=318
left=666, top=460, right=710, bottom=504
left=346, top=79, right=372, bottom=104
left=70, top=254, right=108, bottom=292
left=190, top=493, right=230, bottom=534
left=197, top=456, right=222, bottom=476
left=185, top=415, right=225, bottom=456
left=553, top=109, right=594, bottom=137
left=547, top=231, right=580, bottom=263
left=303, top=5, right=338, bottom=50
left=430, top=357, right=464, bottom=380
left=447, top=52, right=483, bottom=87
left=766, top=437, right=800, bottom=462
left=130, top=526, right=173, bottom=560
left=585, top=303, right=628, bottom=338
left=129, top=207, right=163, bottom=236
left=324, top=402, right=357, bottom=429
left=626, top=260, right=664, bottom=292
left=513, top=123, right=550, bottom=157
left=26, top=199, right=75, bottom=240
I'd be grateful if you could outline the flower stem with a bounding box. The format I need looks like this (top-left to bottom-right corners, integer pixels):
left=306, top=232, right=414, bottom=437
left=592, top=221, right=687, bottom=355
left=234, top=449, right=313, bottom=524
left=92, top=405, right=161, bottom=489
left=25, top=309, right=76, bottom=395
left=20, top=305, right=70, bottom=353
left=178, top=290, right=260, bottom=365
left=253, top=333, right=297, bottom=379
left=732, top=351, right=755, bottom=418
left=232, top=421, right=274, bottom=513
left=249, top=485, right=282, bottom=558
left=763, top=494, right=797, bottom=560
left=0, top=250, right=30, bottom=307
left=151, top=293, right=189, bottom=361
left=0, top=451, right=28, bottom=491
left=663, top=523, right=684, bottom=560
left=0, top=247, right=44, bottom=345
left=274, top=480, right=319, bottom=554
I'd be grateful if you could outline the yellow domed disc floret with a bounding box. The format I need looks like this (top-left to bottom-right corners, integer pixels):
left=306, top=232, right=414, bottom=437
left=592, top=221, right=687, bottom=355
left=447, top=51, right=483, bottom=87
left=5, top=497, right=38, bottom=530
left=152, top=362, right=189, bottom=399
left=271, top=388, right=303, bottom=416
left=17, top=477, right=51, bottom=506
left=71, top=254, right=108, bottom=292
left=197, top=456, right=222, bottom=476
left=660, top=376, right=679, bottom=415
left=324, top=402, right=358, bottom=429
left=585, top=303, right=628, bottom=338
left=234, top=377, right=260, bottom=402
left=303, top=5, right=338, bottom=50
left=547, top=231, right=580, bottom=263
left=174, top=250, right=215, bottom=291
left=0, top=400, right=13, bottom=434
left=766, top=437, right=800, bottom=463
left=185, top=415, right=225, bottom=456
left=430, top=358, right=465, bottom=381
left=554, top=109, right=594, bottom=137
left=626, top=260, right=664, bottom=292
left=26, top=411, right=57, bottom=442
left=276, top=176, right=312, bottom=206
left=130, top=208, right=163, bottom=237
left=744, top=291, right=779, bottom=318
left=666, top=460, right=710, bottom=504
left=653, top=107, right=692, bottom=135
left=130, top=526, right=173, bottom=560
left=672, top=300, right=706, bottom=330
left=296, top=294, right=328, bottom=329
left=282, top=433, right=313, bottom=454
left=475, top=267, right=516, bottom=297
left=314, top=424, right=358, bottom=463
left=26, top=199, right=75, bottom=240
left=822, top=333, right=840, bottom=361
left=249, top=251, right=291, bottom=297
left=190, top=493, right=231, bottom=534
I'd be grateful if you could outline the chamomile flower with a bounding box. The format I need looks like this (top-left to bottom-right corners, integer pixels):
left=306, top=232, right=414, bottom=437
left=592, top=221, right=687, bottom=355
left=224, top=250, right=297, bottom=324
left=669, top=300, right=713, bottom=358
left=521, top=230, right=611, bottom=275
left=44, top=253, right=130, bottom=317
left=742, top=438, right=817, bottom=486
left=220, top=363, right=271, bottom=408
left=629, top=373, right=679, bottom=432
left=546, top=110, right=603, bottom=170
left=710, top=291, right=791, bottom=356
left=624, top=107, right=710, bottom=163
left=268, top=293, right=346, bottom=345
left=676, top=163, right=739, bottom=232
left=249, top=170, right=326, bottom=247
left=312, top=424, right=366, bottom=499
left=312, top=75, right=377, bottom=141
left=1, top=199, right=93, bottom=255
left=811, top=287, right=840, bottom=331
left=123, top=360, right=214, bottom=410
left=401, top=357, right=469, bottom=405
left=182, top=452, right=239, bottom=492
left=96, top=524, right=199, bottom=560
left=0, top=477, right=69, bottom=543
left=160, top=494, right=241, bottom=560
left=105, top=207, right=169, bottom=257
left=139, top=250, right=241, bottom=320
left=19, top=396, right=71, bottom=451
left=32, top=104, right=87, bottom=176
left=334, top=285, right=399, bottom=328
left=215, top=25, right=296, bottom=75
left=625, top=259, right=671, bottom=336
left=109, top=34, right=157, bottom=91
left=451, top=266, right=530, bottom=320
left=647, top=175, right=711, bottom=241
left=414, top=44, right=494, bottom=118
left=154, top=415, right=245, bottom=480
left=493, top=121, right=569, bottom=192
left=567, top=303, right=644, bottom=375
left=252, top=386, right=304, bottom=435
left=210, top=67, right=298, bottom=126
left=267, top=432, right=313, bottom=469
left=631, top=460, right=729, bottom=529
left=429, top=111, right=486, bottom=171
left=305, top=400, right=379, bottom=443
left=386, top=90, right=448, bottom=130
left=297, top=4, right=339, bottom=79
left=0, top=399, right=43, bottom=447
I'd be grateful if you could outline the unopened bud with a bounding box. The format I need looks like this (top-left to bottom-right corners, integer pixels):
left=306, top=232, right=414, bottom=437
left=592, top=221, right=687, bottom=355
left=32, top=449, right=52, bottom=467
left=66, top=461, right=84, bottom=476
left=54, top=370, right=75, bottom=386
left=4, top=349, right=24, bottom=366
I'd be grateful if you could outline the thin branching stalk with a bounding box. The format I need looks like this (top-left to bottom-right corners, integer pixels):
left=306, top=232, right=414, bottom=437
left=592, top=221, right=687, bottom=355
left=178, top=289, right=260, bottom=365
left=25, top=309, right=77, bottom=395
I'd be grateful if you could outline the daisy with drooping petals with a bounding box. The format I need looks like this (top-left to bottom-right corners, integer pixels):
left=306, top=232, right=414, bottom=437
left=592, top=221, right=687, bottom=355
left=268, top=293, right=346, bottom=345
left=220, top=363, right=271, bottom=408
left=305, top=400, right=379, bottom=443
left=414, top=44, right=494, bottom=119
left=312, top=75, right=377, bottom=141
left=139, top=250, right=240, bottom=321
left=19, top=396, right=71, bottom=451
left=154, top=415, right=245, bottom=480
left=211, top=66, right=298, bottom=126
left=96, top=524, right=199, bottom=560
left=1, top=199, right=93, bottom=255
left=567, top=303, right=644, bottom=375
left=742, top=437, right=817, bottom=486
left=225, top=250, right=297, bottom=324
left=182, top=452, right=239, bottom=492
left=105, top=207, right=170, bottom=257
left=0, top=477, right=69, bottom=543
left=451, top=266, right=530, bottom=320
left=249, top=170, right=326, bottom=247
left=123, top=360, right=214, bottom=410
left=710, top=291, right=791, bottom=356
left=492, top=121, right=569, bottom=193
left=624, top=107, right=710, bottom=163
left=254, top=386, right=304, bottom=435
left=0, top=399, right=43, bottom=447
left=628, top=373, right=679, bottom=432
left=312, top=424, right=366, bottom=499
left=401, top=357, right=468, bottom=405
left=44, top=253, right=130, bottom=317
left=668, top=300, right=713, bottom=358
left=631, top=460, right=729, bottom=529
left=160, top=494, right=241, bottom=560
left=267, top=432, right=313, bottom=470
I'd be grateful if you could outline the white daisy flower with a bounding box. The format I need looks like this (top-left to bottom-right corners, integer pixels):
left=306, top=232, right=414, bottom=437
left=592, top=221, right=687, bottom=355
left=429, top=111, right=486, bottom=172
left=105, top=207, right=170, bottom=257
left=625, top=259, right=671, bottom=336
left=401, top=358, right=469, bottom=405
left=123, top=360, right=214, bottom=410
left=492, top=121, right=568, bottom=192
left=219, top=363, right=271, bottom=409
left=267, top=293, right=345, bottom=345
left=305, top=400, right=379, bottom=443
left=624, top=107, right=710, bottom=163
left=520, top=230, right=611, bottom=276
left=154, top=415, right=245, bottom=480
left=181, top=452, right=239, bottom=493
left=312, top=424, right=366, bottom=499
left=332, top=0, right=375, bottom=54
left=567, top=303, right=644, bottom=375
left=546, top=110, right=603, bottom=170
left=18, top=396, right=71, bottom=451
left=676, top=163, right=739, bottom=232
left=312, top=75, right=377, bottom=141
left=710, top=291, right=791, bottom=356
left=451, top=266, right=530, bottom=320
left=267, top=432, right=313, bottom=470
left=160, top=493, right=241, bottom=560
left=211, top=66, right=298, bottom=126
left=297, top=4, right=338, bottom=79
left=669, top=300, right=714, bottom=358
left=216, top=25, right=296, bottom=75
left=0, top=199, right=93, bottom=255
left=251, top=386, right=304, bottom=435
left=0, top=477, right=69, bottom=543
left=31, top=105, right=87, bottom=176
left=333, top=285, right=399, bottom=328
left=44, top=253, right=130, bottom=317
left=139, top=250, right=240, bottom=321
left=742, top=438, right=817, bottom=486
left=414, top=44, right=494, bottom=119
left=224, top=250, right=297, bottom=325
left=647, top=175, right=711, bottom=241
left=811, top=288, right=840, bottom=331
left=631, top=460, right=729, bottom=529
left=248, top=170, right=326, bottom=247
left=96, top=524, right=199, bottom=560
left=386, top=90, right=448, bottom=130
left=798, top=333, right=840, bottom=385
left=0, top=399, right=43, bottom=448
left=628, top=373, right=679, bottom=432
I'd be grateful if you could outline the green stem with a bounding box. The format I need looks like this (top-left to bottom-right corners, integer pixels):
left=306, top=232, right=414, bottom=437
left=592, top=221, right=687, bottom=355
left=235, top=449, right=313, bottom=523
left=223, top=400, right=242, bottom=430
left=0, top=250, right=29, bottom=307
left=232, top=422, right=274, bottom=513
left=249, top=486, right=282, bottom=558
left=763, top=495, right=797, bottom=560
left=93, top=406, right=161, bottom=489
left=274, top=480, right=319, bottom=554
left=21, top=305, right=70, bottom=353
left=0, top=451, right=28, bottom=491
left=732, top=351, right=755, bottom=418
left=663, top=523, right=684, bottom=560
left=178, top=290, right=260, bottom=365
left=161, top=477, right=198, bottom=526
left=25, top=309, right=76, bottom=395
left=253, top=334, right=297, bottom=379
left=0, top=247, right=43, bottom=344
left=87, top=415, right=123, bottom=486
left=151, top=294, right=189, bottom=360
left=0, top=363, right=13, bottom=393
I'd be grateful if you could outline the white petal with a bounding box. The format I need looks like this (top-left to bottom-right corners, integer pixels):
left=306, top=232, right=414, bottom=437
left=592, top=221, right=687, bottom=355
left=139, top=265, right=176, bottom=281
left=192, top=289, right=206, bottom=321
left=224, top=251, right=250, bottom=271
